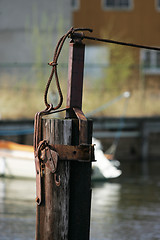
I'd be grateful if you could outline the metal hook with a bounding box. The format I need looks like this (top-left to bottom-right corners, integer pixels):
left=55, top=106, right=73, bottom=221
left=54, top=173, right=61, bottom=187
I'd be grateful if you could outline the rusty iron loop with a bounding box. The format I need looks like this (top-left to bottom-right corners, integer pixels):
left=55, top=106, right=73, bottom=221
left=37, top=140, right=48, bottom=160
left=44, top=27, right=93, bottom=111
left=54, top=174, right=61, bottom=187
left=34, top=103, right=53, bottom=154
left=44, top=27, right=73, bottom=109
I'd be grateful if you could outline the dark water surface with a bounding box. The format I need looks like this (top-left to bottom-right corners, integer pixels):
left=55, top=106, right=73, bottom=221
left=0, top=178, right=160, bottom=240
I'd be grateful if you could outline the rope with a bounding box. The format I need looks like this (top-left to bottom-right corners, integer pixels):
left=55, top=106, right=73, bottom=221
left=73, top=32, right=160, bottom=51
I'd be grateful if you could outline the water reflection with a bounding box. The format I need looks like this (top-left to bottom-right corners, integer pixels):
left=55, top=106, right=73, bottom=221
left=91, top=181, right=160, bottom=240
left=91, top=182, right=121, bottom=240
left=0, top=178, right=160, bottom=240
left=0, top=178, right=36, bottom=240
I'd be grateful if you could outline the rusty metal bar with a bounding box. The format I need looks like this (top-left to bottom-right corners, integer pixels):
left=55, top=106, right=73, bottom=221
left=66, top=41, right=85, bottom=116
left=48, top=143, right=94, bottom=162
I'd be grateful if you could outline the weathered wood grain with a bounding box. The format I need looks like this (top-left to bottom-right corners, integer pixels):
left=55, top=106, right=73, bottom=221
left=36, top=118, right=72, bottom=240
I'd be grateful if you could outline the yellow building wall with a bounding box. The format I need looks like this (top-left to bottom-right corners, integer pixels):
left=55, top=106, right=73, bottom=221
left=73, top=0, right=160, bottom=47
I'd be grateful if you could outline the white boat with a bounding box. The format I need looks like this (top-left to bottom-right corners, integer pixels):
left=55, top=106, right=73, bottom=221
left=92, top=138, right=122, bottom=180
left=0, top=141, right=35, bottom=179
left=0, top=139, right=121, bottom=180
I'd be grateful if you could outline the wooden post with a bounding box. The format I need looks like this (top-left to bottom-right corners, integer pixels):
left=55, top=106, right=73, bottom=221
left=36, top=119, right=72, bottom=240
left=35, top=40, right=92, bottom=240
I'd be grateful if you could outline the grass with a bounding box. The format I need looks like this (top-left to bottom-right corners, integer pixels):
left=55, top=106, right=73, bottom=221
left=1, top=81, right=160, bottom=119
left=0, top=86, right=44, bottom=119
left=83, top=86, right=160, bottom=117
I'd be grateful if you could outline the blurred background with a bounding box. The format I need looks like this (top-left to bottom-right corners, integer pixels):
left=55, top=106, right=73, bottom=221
left=1, top=0, right=160, bottom=177
left=1, top=1, right=160, bottom=239
left=1, top=0, right=160, bottom=119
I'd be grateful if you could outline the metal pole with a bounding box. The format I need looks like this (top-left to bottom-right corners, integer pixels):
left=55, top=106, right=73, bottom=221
left=66, top=41, right=85, bottom=117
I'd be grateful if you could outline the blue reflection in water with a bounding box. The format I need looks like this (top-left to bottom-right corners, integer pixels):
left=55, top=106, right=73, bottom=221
left=0, top=178, right=160, bottom=240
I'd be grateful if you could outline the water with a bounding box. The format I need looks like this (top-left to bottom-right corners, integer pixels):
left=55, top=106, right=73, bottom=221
left=0, top=178, right=160, bottom=240
left=90, top=180, right=160, bottom=240
left=0, top=179, right=36, bottom=240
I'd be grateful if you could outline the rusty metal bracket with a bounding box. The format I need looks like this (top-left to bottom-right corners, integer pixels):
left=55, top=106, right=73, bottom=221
left=37, top=141, right=95, bottom=170
left=38, top=140, right=59, bottom=175
left=73, top=107, right=87, bottom=121
left=35, top=139, right=95, bottom=205
left=49, top=143, right=95, bottom=162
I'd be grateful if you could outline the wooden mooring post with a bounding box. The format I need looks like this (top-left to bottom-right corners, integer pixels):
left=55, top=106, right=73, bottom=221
left=35, top=38, right=94, bottom=240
